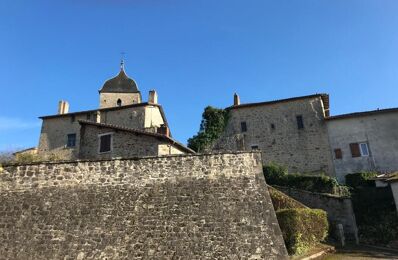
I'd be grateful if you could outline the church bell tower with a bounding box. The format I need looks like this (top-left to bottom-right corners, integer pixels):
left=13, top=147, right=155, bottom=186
left=99, top=60, right=142, bottom=108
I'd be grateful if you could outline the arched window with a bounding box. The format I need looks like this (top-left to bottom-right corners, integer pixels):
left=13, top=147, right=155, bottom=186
left=117, top=99, right=122, bottom=107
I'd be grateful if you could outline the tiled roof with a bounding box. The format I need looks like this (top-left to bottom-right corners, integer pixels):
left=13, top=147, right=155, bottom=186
left=99, top=68, right=139, bottom=93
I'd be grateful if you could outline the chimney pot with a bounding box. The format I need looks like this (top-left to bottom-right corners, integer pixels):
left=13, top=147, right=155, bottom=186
left=157, top=124, right=170, bottom=137
left=58, top=100, right=69, bottom=114
left=234, top=93, right=240, bottom=106
left=148, top=90, right=158, bottom=104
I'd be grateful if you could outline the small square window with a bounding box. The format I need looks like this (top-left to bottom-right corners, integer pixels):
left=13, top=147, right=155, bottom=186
left=296, top=115, right=304, bottom=129
left=99, top=134, right=112, bottom=153
left=359, top=143, right=369, bottom=156
left=241, top=122, right=247, bottom=132
left=334, top=148, right=342, bottom=159
left=271, top=123, right=275, bottom=130
left=67, top=134, right=76, bottom=147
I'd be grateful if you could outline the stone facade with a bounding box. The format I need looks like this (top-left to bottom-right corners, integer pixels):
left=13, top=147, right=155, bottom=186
left=0, top=152, right=288, bottom=259
left=214, top=94, right=334, bottom=176
left=38, top=103, right=168, bottom=160
left=326, top=109, right=398, bottom=183
left=79, top=122, right=189, bottom=160
left=99, top=92, right=141, bottom=109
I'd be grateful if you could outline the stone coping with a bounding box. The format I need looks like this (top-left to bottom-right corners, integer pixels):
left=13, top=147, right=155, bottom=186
left=2, top=150, right=261, bottom=167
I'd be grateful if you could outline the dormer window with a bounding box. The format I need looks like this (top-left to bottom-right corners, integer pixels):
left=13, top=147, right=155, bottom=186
left=117, top=99, right=122, bottom=107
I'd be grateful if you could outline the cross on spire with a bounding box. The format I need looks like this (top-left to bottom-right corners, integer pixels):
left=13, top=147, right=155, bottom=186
left=120, top=51, right=126, bottom=70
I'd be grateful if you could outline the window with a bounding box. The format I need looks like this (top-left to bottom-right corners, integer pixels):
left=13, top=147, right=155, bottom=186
left=117, top=99, right=122, bottom=107
left=251, top=145, right=259, bottom=150
left=71, top=115, right=75, bottom=123
left=86, top=113, right=91, bottom=120
left=241, top=122, right=247, bottom=132
left=359, top=143, right=369, bottom=156
left=350, top=142, right=369, bottom=157
left=350, top=143, right=361, bottom=157
left=99, top=133, right=112, bottom=153
left=66, top=134, right=76, bottom=148
left=296, top=115, right=304, bottom=129
left=334, top=148, right=342, bottom=159
left=271, top=123, right=275, bottom=130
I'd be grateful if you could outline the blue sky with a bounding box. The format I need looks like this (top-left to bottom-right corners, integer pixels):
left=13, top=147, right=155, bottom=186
left=1, top=0, right=398, bottom=151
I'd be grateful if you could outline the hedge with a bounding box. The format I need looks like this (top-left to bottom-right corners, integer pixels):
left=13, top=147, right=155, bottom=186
left=276, top=208, right=328, bottom=255
left=268, top=185, right=306, bottom=211
left=263, top=163, right=350, bottom=196
left=345, top=172, right=377, bottom=188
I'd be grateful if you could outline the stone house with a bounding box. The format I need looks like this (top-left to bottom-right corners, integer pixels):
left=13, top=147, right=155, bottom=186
left=214, top=94, right=335, bottom=176
left=326, top=108, right=398, bottom=182
left=214, top=94, right=398, bottom=181
left=37, top=62, right=193, bottom=160
left=78, top=120, right=193, bottom=159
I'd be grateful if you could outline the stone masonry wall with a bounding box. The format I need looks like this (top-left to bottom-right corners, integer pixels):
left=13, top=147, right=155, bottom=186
left=99, top=92, right=141, bottom=109
left=0, top=152, right=288, bottom=259
left=79, top=124, right=185, bottom=159
left=214, top=96, right=335, bottom=176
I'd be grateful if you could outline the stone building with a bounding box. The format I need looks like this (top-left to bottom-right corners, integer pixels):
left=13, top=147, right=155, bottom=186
left=214, top=93, right=398, bottom=181
left=326, top=108, right=398, bottom=182
left=37, top=62, right=193, bottom=160
left=214, top=94, right=335, bottom=176
left=79, top=120, right=192, bottom=159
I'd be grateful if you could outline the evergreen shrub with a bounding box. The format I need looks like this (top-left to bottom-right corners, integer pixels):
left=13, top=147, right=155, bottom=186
left=276, top=208, right=328, bottom=255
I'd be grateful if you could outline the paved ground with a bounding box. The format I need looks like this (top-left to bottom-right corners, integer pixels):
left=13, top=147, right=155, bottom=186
left=320, top=245, right=398, bottom=260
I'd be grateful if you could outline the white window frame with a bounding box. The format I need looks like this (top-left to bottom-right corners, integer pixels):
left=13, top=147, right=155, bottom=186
left=98, top=132, right=113, bottom=154
left=359, top=142, right=369, bottom=157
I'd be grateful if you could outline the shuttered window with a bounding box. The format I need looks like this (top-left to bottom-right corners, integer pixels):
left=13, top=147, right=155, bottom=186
left=334, top=148, right=342, bottom=159
left=350, top=143, right=361, bottom=157
left=99, top=134, right=112, bottom=153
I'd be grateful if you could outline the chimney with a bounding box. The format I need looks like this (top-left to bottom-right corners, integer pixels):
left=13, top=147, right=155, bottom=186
left=58, top=100, right=69, bottom=114
left=157, top=124, right=170, bottom=137
left=234, top=93, right=240, bottom=106
left=148, top=90, right=158, bottom=104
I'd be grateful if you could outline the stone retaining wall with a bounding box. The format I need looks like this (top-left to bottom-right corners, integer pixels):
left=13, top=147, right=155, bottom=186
left=0, top=152, right=288, bottom=259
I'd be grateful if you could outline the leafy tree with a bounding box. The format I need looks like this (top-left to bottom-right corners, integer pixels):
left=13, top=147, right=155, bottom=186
left=188, top=106, right=229, bottom=152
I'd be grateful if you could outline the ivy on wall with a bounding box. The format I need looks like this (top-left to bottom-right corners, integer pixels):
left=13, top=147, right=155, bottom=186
left=187, top=106, right=229, bottom=153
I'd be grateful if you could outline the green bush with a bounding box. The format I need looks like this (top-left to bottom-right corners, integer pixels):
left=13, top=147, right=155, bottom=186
left=268, top=185, right=306, bottom=211
left=345, top=172, right=377, bottom=188
left=187, top=106, right=229, bottom=152
left=276, top=208, right=328, bottom=255
left=263, top=163, right=350, bottom=196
